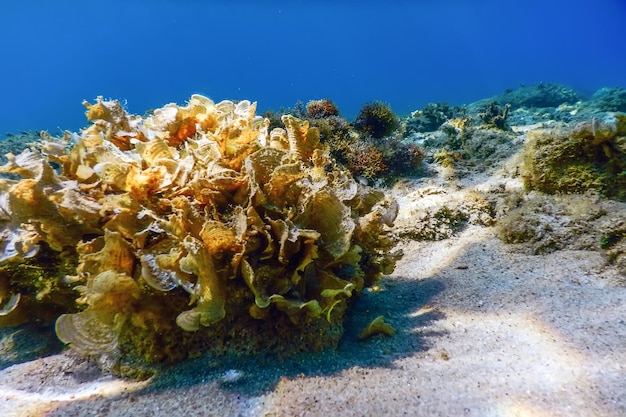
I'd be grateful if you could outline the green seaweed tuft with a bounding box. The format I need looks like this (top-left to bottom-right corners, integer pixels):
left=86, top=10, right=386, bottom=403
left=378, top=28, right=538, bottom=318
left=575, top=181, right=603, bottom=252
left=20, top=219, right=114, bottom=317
left=353, top=101, right=400, bottom=140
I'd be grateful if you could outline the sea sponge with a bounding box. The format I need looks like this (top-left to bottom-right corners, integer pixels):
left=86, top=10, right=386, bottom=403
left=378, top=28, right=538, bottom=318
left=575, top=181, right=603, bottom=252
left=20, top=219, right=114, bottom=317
left=0, top=95, right=401, bottom=374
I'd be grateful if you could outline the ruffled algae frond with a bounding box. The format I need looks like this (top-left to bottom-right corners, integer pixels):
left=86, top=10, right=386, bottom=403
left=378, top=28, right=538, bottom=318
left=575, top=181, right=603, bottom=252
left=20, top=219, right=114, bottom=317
left=0, top=95, right=401, bottom=376
left=358, top=315, right=395, bottom=340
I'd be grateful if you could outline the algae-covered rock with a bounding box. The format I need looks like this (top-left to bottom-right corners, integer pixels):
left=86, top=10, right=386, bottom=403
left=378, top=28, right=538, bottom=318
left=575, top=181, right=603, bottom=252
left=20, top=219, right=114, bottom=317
left=478, top=102, right=511, bottom=130
left=496, top=192, right=608, bottom=254
left=414, top=104, right=521, bottom=177
left=586, top=87, right=626, bottom=113
left=521, top=115, right=626, bottom=201
left=0, top=95, right=402, bottom=375
left=600, top=219, right=626, bottom=277
left=496, top=191, right=626, bottom=276
left=395, top=188, right=496, bottom=241
left=494, top=83, right=580, bottom=110
left=405, top=102, right=461, bottom=134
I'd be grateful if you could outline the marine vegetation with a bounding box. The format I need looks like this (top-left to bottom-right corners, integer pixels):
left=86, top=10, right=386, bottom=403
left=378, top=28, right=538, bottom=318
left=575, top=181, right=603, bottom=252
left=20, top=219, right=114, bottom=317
left=353, top=101, right=400, bottom=140
left=478, top=101, right=511, bottom=130
left=405, top=102, right=461, bottom=134
left=584, top=87, right=626, bottom=113
left=265, top=100, right=424, bottom=183
left=495, top=82, right=580, bottom=110
left=521, top=114, right=626, bottom=201
left=329, top=135, right=424, bottom=182
left=0, top=95, right=402, bottom=376
left=305, top=98, right=340, bottom=119
left=358, top=315, right=395, bottom=340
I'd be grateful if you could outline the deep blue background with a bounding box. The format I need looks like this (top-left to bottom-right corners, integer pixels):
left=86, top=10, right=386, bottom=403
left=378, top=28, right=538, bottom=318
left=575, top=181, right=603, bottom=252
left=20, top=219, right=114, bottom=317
left=1, top=0, right=625, bottom=134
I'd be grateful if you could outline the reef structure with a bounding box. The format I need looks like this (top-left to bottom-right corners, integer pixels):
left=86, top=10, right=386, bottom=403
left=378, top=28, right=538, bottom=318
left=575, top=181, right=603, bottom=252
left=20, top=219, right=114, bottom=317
left=0, top=95, right=400, bottom=375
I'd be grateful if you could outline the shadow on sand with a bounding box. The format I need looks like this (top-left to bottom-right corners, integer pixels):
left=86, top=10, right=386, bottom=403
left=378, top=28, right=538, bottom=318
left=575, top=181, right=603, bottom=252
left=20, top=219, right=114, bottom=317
left=0, top=323, right=65, bottom=372
left=2, top=272, right=447, bottom=415
left=138, top=274, right=447, bottom=397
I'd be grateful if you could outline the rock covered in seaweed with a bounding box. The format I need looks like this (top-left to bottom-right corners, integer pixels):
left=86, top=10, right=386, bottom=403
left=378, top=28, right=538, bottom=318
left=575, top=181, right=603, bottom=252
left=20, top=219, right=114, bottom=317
left=521, top=114, right=626, bottom=201
left=0, top=95, right=401, bottom=375
left=493, top=82, right=580, bottom=110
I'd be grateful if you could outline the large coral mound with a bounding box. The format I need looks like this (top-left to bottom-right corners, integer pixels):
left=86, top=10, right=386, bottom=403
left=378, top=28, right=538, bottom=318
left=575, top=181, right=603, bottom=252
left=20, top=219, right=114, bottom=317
left=0, top=95, right=400, bottom=375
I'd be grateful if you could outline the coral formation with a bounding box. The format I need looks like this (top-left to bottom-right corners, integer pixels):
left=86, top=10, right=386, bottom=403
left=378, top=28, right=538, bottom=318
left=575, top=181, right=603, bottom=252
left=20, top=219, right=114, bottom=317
left=0, top=95, right=401, bottom=375
left=521, top=115, right=626, bottom=201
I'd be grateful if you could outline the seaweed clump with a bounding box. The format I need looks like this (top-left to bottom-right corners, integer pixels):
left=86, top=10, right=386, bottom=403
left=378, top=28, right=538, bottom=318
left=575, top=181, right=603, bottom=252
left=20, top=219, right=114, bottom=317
left=521, top=114, right=626, bottom=201
left=353, top=101, right=400, bottom=140
left=405, top=102, right=460, bottom=134
left=0, top=95, right=401, bottom=376
left=305, top=99, right=339, bottom=119
left=334, top=135, right=424, bottom=182
left=267, top=100, right=424, bottom=183
left=343, top=101, right=423, bottom=181
left=478, top=101, right=511, bottom=130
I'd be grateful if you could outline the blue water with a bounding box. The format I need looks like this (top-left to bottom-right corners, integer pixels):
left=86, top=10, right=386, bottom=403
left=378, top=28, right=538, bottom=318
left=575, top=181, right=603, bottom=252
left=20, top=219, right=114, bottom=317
left=1, top=0, right=625, bottom=135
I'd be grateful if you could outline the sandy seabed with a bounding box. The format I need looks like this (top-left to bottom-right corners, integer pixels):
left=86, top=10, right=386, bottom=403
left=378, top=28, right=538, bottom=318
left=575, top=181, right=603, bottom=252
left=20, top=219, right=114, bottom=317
left=1, top=157, right=625, bottom=417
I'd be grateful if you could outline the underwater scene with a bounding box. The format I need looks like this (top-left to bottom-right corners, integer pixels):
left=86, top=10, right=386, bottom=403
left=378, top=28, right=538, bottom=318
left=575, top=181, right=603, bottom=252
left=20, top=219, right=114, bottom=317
left=1, top=1, right=626, bottom=416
